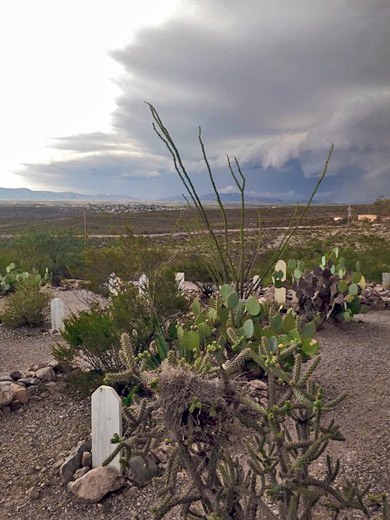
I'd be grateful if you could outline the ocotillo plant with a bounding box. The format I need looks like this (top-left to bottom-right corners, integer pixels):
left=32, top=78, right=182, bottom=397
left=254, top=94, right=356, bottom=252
left=146, top=102, right=334, bottom=298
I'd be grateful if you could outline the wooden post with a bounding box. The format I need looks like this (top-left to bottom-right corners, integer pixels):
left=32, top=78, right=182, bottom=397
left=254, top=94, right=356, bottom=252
left=108, top=273, right=120, bottom=296
left=83, top=207, right=87, bottom=246
left=51, top=297, right=64, bottom=332
left=175, top=272, right=185, bottom=291
left=138, top=274, right=149, bottom=295
left=91, top=386, right=122, bottom=474
left=274, top=260, right=287, bottom=305
left=383, top=273, right=390, bottom=290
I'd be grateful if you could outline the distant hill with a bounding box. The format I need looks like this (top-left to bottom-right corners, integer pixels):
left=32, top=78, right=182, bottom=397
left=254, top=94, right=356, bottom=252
left=0, top=187, right=139, bottom=202
left=162, top=192, right=284, bottom=203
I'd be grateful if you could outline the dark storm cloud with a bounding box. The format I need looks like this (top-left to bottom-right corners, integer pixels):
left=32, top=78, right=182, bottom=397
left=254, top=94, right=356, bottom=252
left=18, top=0, right=390, bottom=200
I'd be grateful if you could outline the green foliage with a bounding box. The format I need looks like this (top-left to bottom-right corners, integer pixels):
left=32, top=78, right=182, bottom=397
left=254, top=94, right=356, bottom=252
left=175, top=286, right=318, bottom=373
left=0, top=280, right=49, bottom=328
left=54, top=269, right=187, bottom=374
left=146, top=268, right=188, bottom=317
left=56, top=305, right=121, bottom=372
left=103, top=332, right=388, bottom=519
left=288, top=248, right=365, bottom=324
left=13, top=229, right=84, bottom=281
left=0, top=262, right=49, bottom=295
left=67, top=369, right=104, bottom=396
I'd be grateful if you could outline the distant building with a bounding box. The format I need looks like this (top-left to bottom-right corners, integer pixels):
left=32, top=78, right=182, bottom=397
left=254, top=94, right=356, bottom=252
left=358, top=214, right=377, bottom=222
left=333, top=216, right=344, bottom=223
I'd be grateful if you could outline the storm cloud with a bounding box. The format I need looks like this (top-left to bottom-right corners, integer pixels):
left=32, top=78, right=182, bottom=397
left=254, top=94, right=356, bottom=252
left=18, top=0, right=390, bottom=201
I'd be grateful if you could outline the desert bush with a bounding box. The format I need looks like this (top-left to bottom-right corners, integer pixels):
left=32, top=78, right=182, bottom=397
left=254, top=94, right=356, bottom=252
left=54, top=305, right=121, bottom=372
left=0, top=280, right=49, bottom=327
left=145, top=268, right=188, bottom=317
left=54, top=270, right=188, bottom=373
left=12, top=229, right=84, bottom=282
left=104, top=332, right=388, bottom=519
left=83, top=230, right=174, bottom=295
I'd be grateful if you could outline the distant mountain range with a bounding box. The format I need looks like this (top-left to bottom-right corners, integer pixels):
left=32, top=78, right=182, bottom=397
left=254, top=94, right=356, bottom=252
left=0, top=187, right=285, bottom=203
left=0, top=187, right=139, bottom=202
left=162, top=192, right=284, bottom=203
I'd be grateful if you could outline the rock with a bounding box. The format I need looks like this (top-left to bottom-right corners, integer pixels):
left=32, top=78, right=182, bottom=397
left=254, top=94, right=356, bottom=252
left=19, top=377, right=41, bottom=386
left=81, top=451, right=92, bottom=468
left=68, top=466, right=125, bottom=503
left=0, top=376, right=13, bottom=382
left=128, top=456, right=159, bottom=487
left=248, top=379, right=268, bottom=391
left=35, top=367, right=56, bottom=382
left=150, top=448, right=168, bottom=465
left=9, top=400, right=21, bottom=411
left=0, top=385, right=15, bottom=407
left=9, top=383, right=28, bottom=404
left=60, top=440, right=92, bottom=483
left=9, top=370, right=21, bottom=381
left=73, top=467, right=90, bottom=479
left=27, top=385, right=41, bottom=397
left=28, top=486, right=40, bottom=500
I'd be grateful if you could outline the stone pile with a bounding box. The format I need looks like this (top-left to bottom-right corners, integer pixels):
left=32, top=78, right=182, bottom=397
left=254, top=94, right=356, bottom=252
left=360, top=283, right=390, bottom=309
left=0, top=361, right=67, bottom=416
left=60, top=436, right=160, bottom=503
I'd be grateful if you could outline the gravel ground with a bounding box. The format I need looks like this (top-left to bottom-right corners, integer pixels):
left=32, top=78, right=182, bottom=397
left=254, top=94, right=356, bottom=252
left=315, top=310, right=390, bottom=496
left=0, top=308, right=389, bottom=519
left=0, top=288, right=104, bottom=377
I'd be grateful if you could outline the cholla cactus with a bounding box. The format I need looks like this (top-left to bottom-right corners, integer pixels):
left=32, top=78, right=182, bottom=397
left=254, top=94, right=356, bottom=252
left=103, top=332, right=388, bottom=519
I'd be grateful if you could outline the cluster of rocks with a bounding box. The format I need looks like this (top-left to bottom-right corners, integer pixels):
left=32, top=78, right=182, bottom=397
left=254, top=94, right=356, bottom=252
left=246, top=379, right=268, bottom=407
left=360, top=283, right=390, bottom=309
left=0, top=362, right=66, bottom=416
left=60, top=438, right=161, bottom=504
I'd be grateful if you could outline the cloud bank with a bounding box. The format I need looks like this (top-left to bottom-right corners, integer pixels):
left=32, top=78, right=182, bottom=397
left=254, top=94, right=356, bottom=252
left=18, top=0, right=390, bottom=201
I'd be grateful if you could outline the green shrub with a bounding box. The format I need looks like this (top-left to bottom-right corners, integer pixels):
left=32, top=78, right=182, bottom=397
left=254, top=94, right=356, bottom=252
left=67, top=369, right=104, bottom=396
left=1, top=281, right=49, bottom=327
left=146, top=268, right=188, bottom=317
left=54, top=269, right=187, bottom=373
left=13, top=229, right=84, bottom=281
left=56, top=305, right=121, bottom=372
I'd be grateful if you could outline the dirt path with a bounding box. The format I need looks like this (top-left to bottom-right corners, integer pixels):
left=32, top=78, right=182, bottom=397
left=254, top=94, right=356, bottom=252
left=0, top=310, right=389, bottom=519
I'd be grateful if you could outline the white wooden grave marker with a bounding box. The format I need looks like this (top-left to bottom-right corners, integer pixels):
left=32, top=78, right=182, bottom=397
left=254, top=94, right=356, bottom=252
left=175, top=272, right=185, bottom=291
left=91, top=385, right=122, bottom=474
left=383, top=273, right=390, bottom=290
left=51, top=297, right=64, bottom=332
left=138, top=273, right=149, bottom=295
left=108, top=272, right=120, bottom=296
left=274, top=260, right=287, bottom=305
left=252, top=274, right=260, bottom=287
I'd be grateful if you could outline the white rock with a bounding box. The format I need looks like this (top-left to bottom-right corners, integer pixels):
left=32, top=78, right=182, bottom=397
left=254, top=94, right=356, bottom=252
left=68, top=466, right=124, bottom=503
left=35, top=367, right=56, bottom=382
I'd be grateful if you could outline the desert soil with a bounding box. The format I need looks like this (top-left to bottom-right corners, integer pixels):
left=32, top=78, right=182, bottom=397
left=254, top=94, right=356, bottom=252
left=0, top=288, right=104, bottom=377
left=0, top=306, right=389, bottom=519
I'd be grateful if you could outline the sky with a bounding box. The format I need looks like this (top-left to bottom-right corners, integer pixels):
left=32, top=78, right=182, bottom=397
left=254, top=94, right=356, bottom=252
left=1, top=0, right=390, bottom=202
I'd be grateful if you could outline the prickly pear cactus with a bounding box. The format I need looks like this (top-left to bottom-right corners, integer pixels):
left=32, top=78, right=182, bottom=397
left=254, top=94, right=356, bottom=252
left=175, top=284, right=318, bottom=372
left=288, top=248, right=365, bottom=324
